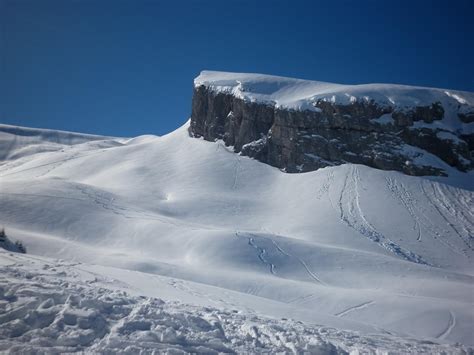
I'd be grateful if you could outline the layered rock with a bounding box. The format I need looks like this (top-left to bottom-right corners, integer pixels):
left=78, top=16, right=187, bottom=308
left=190, top=71, right=474, bottom=176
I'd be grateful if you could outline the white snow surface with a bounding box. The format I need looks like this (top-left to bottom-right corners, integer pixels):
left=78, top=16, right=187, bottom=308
left=195, top=71, right=474, bottom=130
left=0, top=251, right=469, bottom=354
left=0, top=122, right=473, bottom=353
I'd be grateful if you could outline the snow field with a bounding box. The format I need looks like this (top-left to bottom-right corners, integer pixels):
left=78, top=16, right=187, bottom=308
left=0, top=122, right=473, bottom=352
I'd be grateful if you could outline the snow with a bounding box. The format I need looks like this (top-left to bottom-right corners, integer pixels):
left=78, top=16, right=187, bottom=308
left=0, top=124, right=116, bottom=161
left=195, top=71, right=474, bottom=119
left=396, top=144, right=461, bottom=172
left=370, top=113, right=394, bottom=125
left=445, top=91, right=468, bottom=105
left=0, top=122, right=473, bottom=353
left=3, top=250, right=470, bottom=354
left=436, top=130, right=464, bottom=144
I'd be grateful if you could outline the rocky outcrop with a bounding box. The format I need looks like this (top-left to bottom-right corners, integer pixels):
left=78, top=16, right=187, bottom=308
left=190, top=75, right=473, bottom=176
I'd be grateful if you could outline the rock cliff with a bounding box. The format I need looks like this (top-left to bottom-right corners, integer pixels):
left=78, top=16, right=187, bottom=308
left=190, top=71, right=474, bottom=176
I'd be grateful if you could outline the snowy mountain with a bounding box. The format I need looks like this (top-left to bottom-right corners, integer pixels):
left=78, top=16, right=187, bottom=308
left=0, top=86, right=473, bottom=352
left=1, top=120, right=473, bottom=353
left=191, top=71, right=474, bottom=176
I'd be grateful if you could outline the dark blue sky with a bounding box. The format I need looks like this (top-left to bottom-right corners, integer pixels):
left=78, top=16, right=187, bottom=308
left=1, top=0, right=473, bottom=137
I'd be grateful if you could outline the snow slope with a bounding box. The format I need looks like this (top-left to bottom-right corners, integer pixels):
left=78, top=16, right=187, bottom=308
left=0, top=122, right=473, bottom=352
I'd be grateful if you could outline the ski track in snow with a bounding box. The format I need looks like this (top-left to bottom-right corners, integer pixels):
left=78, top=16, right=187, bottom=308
left=247, top=237, right=276, bottom=275
left=315, top=169, right=334, bottom=200
left=231, top=153, right=243, bottom=218
left=235, top=232, right=276, bottom=276
left=286, top=293, right=319, bottom=305
left=232, top=154, right=241, bottom=190
left=385, top=177, right=422, bottom=242
left=0, top=150, right=103, bottom=178
left=386, top=177, right=468, bottom=258
left=436, top=311, right=457, bottom=340
left=339, top=166, right=428, bottom=265
left=235, top=232, right=325, bottom=284
left=422, top=182, right=473, bottom=253
left=71, top=183, right=220, bottom=232
left=334, top=301, right=375, bottom=317
left=35, top=151, right=81, bottom=178
left=264, top=234, right=325, bottom=285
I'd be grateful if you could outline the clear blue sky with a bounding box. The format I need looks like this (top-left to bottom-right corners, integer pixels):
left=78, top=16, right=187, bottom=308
left=1, top=0, right=473, bottom=137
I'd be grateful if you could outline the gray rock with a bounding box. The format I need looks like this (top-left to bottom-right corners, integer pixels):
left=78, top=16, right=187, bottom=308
left=189, top=86, right=473, bottom=176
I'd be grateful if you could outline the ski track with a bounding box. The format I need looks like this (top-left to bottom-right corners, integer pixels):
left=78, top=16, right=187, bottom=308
left=435, top=185, right=474, bottom=229
left=231, top=153, right=243, bottom=217
left=286, top=293, right=319, bottom=305
left=423, top=182, right=473, bottom=253
left=385, top=177, right=422, bottom=241
left=235, top=232, right=325, bottom=284
left=339, top=166, right=428, bottom=265
left=0, top=150, right=103, bottom=178
left=432, top=184, right=473, bottom=250
left=248, top=237, right=276, bottom=275
left=334, top=301, right=375, bottom=317
left=436, top=311, right=456, bottom=340
left=315, top=170, right=334, bottom=200
left=73, top=183, right=218, bottom=232
left=269, top=238, right=325, bottom=285
left=34, top=151, right=81, bottom=178
left=232, top=154, right=241, bottom=190
left=385, top=177, right=467, bottom=259
left=386, top=177, right=469, bottom=257
left=169, top=281, right=242, bottom=312
left=0, top=180, right=223, bottom=237
left=235, top=232, right=276, bottom=276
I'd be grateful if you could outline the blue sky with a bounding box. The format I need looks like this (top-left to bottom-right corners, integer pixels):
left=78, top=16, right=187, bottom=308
left=1, top=0, right=473, bottom=137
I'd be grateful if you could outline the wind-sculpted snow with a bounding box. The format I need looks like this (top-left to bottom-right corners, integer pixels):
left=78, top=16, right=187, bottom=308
left=0, top=251, right=470, bottom=354
left=0, top=122, right=473, bottom=351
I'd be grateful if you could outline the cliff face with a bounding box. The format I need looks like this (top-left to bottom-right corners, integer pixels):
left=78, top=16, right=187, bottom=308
left=189, top=71, right=474, bottom=176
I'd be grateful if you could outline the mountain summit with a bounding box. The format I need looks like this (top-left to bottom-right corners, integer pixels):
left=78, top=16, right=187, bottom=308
left=190, top=71, right=474, bottom=176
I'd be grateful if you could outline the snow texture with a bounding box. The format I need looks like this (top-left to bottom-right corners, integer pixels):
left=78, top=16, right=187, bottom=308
left=0, top=251, right=470, bottom=354
left=0, top=122, right=473, bottom=353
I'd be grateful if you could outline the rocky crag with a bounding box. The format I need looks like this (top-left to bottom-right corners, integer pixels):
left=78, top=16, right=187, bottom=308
left=189, top=71, right=474, bottom=176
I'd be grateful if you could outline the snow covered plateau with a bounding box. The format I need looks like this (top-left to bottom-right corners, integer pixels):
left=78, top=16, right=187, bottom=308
left=191, top=71, right=474, bottom=176
left=0, top=73, right=473, bottom=354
